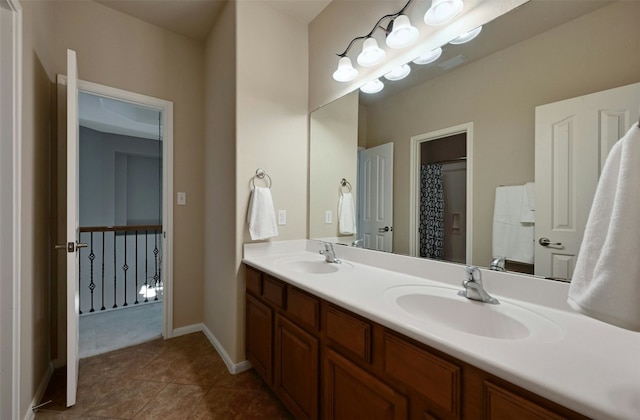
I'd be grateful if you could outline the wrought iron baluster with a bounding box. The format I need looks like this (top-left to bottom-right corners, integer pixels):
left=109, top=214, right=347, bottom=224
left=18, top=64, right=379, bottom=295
left=89, top=232, right=96, bottom=312
left=134, top=230, right=139, bottom=305
left=78, top=233, right=82, bottom=315
left=122, top=230, right=128, bottom=307
left=144, top=229, right=149, bottom=303
left=101, top=232, right=105, bottom=311
left=113, top=231, right=117, bottom=309
left=153, top=230, right=159, bottom=301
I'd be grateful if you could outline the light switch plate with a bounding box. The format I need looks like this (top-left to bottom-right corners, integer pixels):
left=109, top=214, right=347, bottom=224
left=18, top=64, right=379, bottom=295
left=325, top=210, right=332, bottom=224
left=177, top=192, right=186, bottom=206
left=278, top=210, right=286, bottom=225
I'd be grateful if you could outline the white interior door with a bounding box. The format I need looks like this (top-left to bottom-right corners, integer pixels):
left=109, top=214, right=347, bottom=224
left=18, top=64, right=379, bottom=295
left=534, top=82, right=640, bottom=279
left=357, top=143, right=393, bottom=252
left=65, top=48, right=81, bottom=407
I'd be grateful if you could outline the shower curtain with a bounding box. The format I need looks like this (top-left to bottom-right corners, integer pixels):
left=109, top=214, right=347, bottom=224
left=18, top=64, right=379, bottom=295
left=420, top=163, right=444, bottom=259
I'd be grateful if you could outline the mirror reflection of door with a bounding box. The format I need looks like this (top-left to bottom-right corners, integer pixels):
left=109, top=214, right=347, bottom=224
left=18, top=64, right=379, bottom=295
left=357, top=142, right=393, bottom=252
left=534, top=82, right=640, bottom=280
left=418, top=134, right=466, bottom=263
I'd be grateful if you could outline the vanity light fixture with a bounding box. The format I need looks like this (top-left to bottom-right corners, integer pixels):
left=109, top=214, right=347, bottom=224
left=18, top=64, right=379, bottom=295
left=360, top=79, right=384, bottom=94
left=332, top=0, right=465, bottom=82
left=332, top=56, right=358, bottom=82
left=449, top=26, right=482, bottom=44
left=357, top=37, right=386, bottom=67
left=413, top=46, right=443, bottom=65
left=424, top=0, right=464, bottom=26
left=384, top=64, right=412, bottom=81
left=385, top=14, right=419, bottom=49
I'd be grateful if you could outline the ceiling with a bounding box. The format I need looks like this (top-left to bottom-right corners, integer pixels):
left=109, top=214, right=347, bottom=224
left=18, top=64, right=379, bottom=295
left=95, top=0, right=332, bottom=42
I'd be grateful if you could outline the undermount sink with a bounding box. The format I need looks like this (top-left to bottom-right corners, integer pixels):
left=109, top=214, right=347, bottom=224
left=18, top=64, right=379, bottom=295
left=275, top=255, right=353, bottom=274
left=384, top=285, right=564, bottom=341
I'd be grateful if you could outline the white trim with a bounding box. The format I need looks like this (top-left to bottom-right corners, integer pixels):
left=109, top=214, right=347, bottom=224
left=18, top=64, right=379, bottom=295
left=59, top=78, right=175, bottom=341
left=409, top=122, right=474, bottom=264
left=23, top=362, right=53, bottom=420
left=173, top=323, right=253, bottom=375
left=0, top=0, right=22, bottom=418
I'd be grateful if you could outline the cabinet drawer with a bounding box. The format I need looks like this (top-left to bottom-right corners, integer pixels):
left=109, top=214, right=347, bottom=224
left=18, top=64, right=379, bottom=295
left=383, top=332, right=460, bottom=417
left=325, top=305, right=372, bottom=363
left=263, top=275, right=286, bottom=309
left=287, top=287, right=320, bottom=331
left=245, top=265, right=262, bottom=296
left=484, top=381, right=565, bottom=420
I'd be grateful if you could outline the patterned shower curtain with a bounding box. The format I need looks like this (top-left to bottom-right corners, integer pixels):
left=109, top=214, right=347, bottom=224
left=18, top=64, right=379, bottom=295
left=419, top=163, right=444, bottom=259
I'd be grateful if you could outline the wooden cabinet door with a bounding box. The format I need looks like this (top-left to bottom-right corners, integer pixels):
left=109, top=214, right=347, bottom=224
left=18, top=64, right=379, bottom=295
left=246, top=294, right=273, bottom=384
left=274, top=314, right=319, bottom=419
left=324, top=348, right=407, bottom=420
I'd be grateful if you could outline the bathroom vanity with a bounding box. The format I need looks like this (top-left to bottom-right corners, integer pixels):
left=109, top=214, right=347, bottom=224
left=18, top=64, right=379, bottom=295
left=243, top=240, right=640, bottom=420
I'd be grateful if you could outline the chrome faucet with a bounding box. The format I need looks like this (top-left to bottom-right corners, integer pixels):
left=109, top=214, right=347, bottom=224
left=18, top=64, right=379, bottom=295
left=352, top=239, right=363, bottom=248
left=458, top=266, right=499, bottom=304
left=319, top=242, right=341, bottom=264
left=490, top=256, right=506, bottom=272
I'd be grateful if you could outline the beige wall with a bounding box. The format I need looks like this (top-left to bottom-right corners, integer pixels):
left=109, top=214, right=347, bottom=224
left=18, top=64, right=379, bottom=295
left=20, top=0, right=54, bottom=415
left=309, top=91, right=358, bottom=240
left=25, top=0, right=206, bottom=370
left=203, top=0, right=239, bottom=361
left=363, top=1, right=640, bottom=265
left=202, top=1, right=311, bottom=364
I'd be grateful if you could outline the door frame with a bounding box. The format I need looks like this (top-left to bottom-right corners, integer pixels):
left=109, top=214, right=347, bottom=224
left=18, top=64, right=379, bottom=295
left=409, top=122, right=473, bottom=263
left=78, top=80, right=175, bottom=339
left=57, top=77, right=175, bottom=341
left=0, top=0, right=22, bottom=417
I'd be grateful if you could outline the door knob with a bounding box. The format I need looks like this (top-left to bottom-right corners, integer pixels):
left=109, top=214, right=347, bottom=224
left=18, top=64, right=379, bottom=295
left=539, top=237, right=562, bottom=247
left=54, top=242, right=88, bottom=252
left=378, top=226, right=392, bottom=233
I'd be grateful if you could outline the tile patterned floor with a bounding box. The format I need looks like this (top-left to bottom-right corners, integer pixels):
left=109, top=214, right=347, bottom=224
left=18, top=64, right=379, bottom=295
left=35, top=332, right=292, bottom=419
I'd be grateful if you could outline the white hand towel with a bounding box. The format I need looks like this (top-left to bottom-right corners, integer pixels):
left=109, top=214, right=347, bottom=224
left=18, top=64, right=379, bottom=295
left=247, top=187, right=278, bottom=240
left=492, top=185, right=534, bottom=264
left=338, top=192, right=357, bottom=235
left=568, top=124, right=640, bottom=331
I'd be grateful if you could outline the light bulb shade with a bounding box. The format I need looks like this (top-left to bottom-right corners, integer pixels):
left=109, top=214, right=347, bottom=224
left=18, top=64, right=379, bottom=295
left=384, top=64, right=411, bottom=81
left=424, top=0, right=464, bottom=26
left=413, top=47, right=443, bottom=65
left=385, top=15, right=419, bottom=49
left=449, top=26, right=482, bottom=44
left=360, top=79, right=384, bottom=94
left=357, top=37, right=386, bottom=67
left=332, top=56, right=358, bottom=82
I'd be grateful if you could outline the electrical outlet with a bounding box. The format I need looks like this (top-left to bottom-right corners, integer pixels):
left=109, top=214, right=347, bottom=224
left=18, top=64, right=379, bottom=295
left=177, top=192, right=187, bottom=206
left=278, top=210, right=287, bottom=225
left=325, top=210, right=332, bottom=224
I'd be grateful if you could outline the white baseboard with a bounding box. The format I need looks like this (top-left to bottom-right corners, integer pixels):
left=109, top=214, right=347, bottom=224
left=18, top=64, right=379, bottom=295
left=24, top=362, right=53, bottom=420
left=172, top=323, right=252, bottom=375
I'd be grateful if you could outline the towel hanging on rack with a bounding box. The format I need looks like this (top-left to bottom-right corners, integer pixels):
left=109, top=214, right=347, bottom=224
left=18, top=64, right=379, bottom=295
left=247, top=169, right=278, bottom=240
left=338, top=192, right=356, bottom=235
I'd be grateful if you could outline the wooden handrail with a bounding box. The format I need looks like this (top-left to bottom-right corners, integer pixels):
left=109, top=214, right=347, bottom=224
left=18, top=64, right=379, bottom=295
left=79, top=225, right=162, bottom=233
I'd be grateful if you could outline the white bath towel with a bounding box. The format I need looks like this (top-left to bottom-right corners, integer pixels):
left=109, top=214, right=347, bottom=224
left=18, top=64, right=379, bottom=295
left=247, top=187, right=278, bottom=240
left=492, top=185, right=534, bottom=264
left=568, top=124, right=640, bottom=331
left=338, top=192, right=357, bottom=235
left=520, top=182, right=536, bottom=223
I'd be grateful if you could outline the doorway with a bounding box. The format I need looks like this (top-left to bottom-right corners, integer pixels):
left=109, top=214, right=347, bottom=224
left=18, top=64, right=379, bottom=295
left=410, top=123, right=473, bottom=263
left=55, top=78, right=174, bottom=362
left=77, top=91, right=165, bottom=357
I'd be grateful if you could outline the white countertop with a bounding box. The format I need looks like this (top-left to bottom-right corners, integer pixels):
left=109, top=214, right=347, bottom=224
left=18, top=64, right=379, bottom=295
left=243, top=240, right=640, bottom=420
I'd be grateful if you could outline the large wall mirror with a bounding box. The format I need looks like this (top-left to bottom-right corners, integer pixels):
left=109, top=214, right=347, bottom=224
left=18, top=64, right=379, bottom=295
left=309, top=0, right=640, bottom=280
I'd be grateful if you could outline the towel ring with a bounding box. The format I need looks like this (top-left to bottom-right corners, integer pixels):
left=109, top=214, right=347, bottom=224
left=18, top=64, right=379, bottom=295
left=251, top=168, right=272, bottom=189
left=339, top=178, right=352, bottom=195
